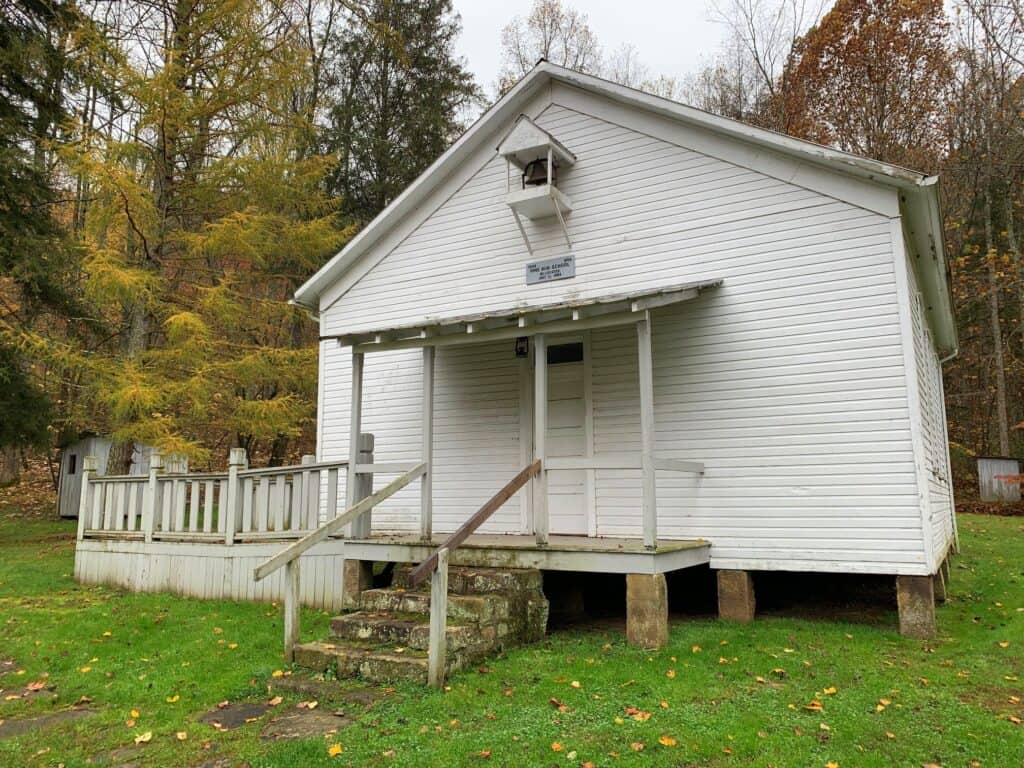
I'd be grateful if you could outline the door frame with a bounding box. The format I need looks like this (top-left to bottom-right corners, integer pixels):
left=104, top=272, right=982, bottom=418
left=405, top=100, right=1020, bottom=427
left=519, top=332, right=595, bottom=536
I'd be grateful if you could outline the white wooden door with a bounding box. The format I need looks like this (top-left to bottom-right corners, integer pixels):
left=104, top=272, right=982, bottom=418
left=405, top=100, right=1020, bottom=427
left=545, top=342, right=588, bottom=534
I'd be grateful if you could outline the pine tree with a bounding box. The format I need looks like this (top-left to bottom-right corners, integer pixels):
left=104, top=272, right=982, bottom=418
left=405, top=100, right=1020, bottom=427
left=324, top=0, right=480, bottom=222
left=0, top=0, right=86, bottom=483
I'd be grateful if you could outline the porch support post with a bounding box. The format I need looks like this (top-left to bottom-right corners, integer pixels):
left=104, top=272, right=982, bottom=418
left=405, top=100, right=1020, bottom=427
left=637, top=312, right=657, bottom=550
left=626, top=573, right=668, bottom=649
left=533, top=333, right=549, bottom=546
left=346, top=350, right=364, bottom=510
left=420, top=345, right=435, bottom=541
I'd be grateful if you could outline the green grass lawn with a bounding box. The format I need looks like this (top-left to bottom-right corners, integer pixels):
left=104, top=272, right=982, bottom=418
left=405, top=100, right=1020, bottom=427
left=0, top=514, right=1021, bottom=767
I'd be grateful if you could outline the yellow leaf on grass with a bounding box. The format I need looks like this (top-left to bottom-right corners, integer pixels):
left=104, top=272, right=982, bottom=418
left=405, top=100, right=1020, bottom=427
left=691, top=645, right=701, bottom=653
left=570, top=680, right=580, bottom=688
left=79, top=666, right=91, bottom=673
left=658, top=735, right=677, bottom=746
left=659, top=700, right=669, bottom=709
left=176, top=732, right=187, bottom=741
left=823, top=686, right=837, bottom=695
left=268, top=696, right=283, bottom=706
left=102, top=631, right=112, bottom=637
left=826, top=762, right=839, bottom=768
left=630, top=742, right=644, bottom=751
left=227, top=643, right=238, bottom=650
left=804, top=700, right=824, bottom=712
left=272, top=670, right=284, bottom=678
left=1009, top=715, right=1022, bottom=725
left=130, top=709, right=139, bottom=718
left=666, top=669, right=676, bottom=678
left=166, top=695, right=180, bottom=703
left=998, top=641, right=1010, bottom=648
left=327, top=743, right=344, bottom=757
left=133, top=732, right=152, bottom=745
left=550, top=742, right=564, bottom=752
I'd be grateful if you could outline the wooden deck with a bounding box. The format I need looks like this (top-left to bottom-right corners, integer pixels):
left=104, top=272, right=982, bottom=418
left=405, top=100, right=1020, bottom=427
left=343, top=534, right=711, bottom=574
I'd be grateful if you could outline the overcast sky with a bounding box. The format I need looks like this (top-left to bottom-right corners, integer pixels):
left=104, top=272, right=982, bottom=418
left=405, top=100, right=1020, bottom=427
left=452, top=0, right=728, bottom=95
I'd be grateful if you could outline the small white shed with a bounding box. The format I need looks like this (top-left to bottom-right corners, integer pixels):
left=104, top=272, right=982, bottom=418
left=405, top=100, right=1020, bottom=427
left=977, top=457, right=1021, bottom=502
left=57, top=437, right=155, bottom=518
left=293, top=63, right=959, bottom=638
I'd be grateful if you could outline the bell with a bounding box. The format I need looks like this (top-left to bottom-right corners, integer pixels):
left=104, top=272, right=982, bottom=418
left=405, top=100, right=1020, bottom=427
left=522, top=158, right=554, bottom=188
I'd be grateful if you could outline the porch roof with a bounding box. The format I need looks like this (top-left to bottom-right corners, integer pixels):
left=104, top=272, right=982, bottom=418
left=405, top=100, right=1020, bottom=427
left=326, top=278, right=723, bottom=353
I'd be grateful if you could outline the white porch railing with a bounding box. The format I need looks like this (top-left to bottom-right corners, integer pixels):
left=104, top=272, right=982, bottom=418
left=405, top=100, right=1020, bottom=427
left=77, top=449, right=349, bottom=544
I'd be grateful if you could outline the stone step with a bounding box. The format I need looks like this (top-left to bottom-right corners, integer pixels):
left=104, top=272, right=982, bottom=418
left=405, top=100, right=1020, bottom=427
left=292, top=640, right=486, bottom=685
left=359, top=587, right=513, bottom=623
left=392, top=565, right=543, bottom=595
left=329, top=610, right=499, bottom=652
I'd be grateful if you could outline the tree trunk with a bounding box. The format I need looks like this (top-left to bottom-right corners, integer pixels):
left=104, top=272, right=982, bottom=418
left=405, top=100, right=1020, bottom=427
left=984, top=185, right=1011, bottom=455
left=0, top=446, right=20, bottom=486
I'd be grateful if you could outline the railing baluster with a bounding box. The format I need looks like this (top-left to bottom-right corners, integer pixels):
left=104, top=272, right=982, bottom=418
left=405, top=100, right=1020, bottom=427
left=203, top=480, right=214, bottom=532
left=174, top=478, right=186, bottom=532
left=257, top=477, right=270, bottom=532
left=242, top=477, right=254, bottom=534
left=189, top=480, right=199, bottom=532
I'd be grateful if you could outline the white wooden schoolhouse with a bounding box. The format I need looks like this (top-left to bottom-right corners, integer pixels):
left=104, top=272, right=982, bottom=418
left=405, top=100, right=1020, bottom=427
left=74, top=62, right=957, bottom=664
left=291, top=61, right=958, bottom=640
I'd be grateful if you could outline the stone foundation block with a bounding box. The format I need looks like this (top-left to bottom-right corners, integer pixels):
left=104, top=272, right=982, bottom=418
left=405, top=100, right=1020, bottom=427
left=626, top=573, right=668, bottom=649
left=897, top=575, right=936, bottom=639
left=342, top=559, right=373, bottom=610
left=717, top=570, right=755, bottom=622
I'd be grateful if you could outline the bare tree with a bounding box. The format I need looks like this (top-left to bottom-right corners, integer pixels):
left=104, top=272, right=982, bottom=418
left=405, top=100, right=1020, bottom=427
left=683, top=0, right=824, bottom=125
left=496, top=0, right=601, bottom=93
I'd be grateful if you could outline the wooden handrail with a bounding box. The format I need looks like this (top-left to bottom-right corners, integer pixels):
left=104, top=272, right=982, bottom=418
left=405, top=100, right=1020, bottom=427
left=253, top=462, right=426, bottom=582
left=407, top=460, right=541, bottom=588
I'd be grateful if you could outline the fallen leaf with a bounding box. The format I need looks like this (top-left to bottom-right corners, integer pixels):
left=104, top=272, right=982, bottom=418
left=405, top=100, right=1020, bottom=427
left=227, top=643, right=238, bottom=650
left=823, top=686, right=837, bottom=695
left=166, top=695, right=180, bottom=703
left=550, top=742, right=564, bottom=752
left=804, top=700, right=824, bottom=712
left=125, top=719, right=136, bottom=728
left=999, top=641, right=1010, bottom=648
left=666, top=669, right=676, bottom=678
left=630, top=742, right=644, bottom=751
left=570, top=680, right=580, bottom=688
left=79, top=666, right=91, bottom=673
left=134, top=732, right=152, bottom=745
left=272, top=670, right=284, bottom=678
left=826, top=762, right=839, bottom=768
left=25, top=681, right=45, bottom=691
left=176, top=731, right=187, bottom=741
left=478, top=750, right=490, bottom=759
left=659, top=700, right=669, bottom=709
left=268, top=696, right=283, bottom=706
left=327, top=743, right=343, bottom=757
left=130, top=709, right=139, bottom=718
left=1009, top=715, right=1022, bottom=725
left=658, top=735, right=677, bottom=746
left=691, top=645, right=702, bottom=653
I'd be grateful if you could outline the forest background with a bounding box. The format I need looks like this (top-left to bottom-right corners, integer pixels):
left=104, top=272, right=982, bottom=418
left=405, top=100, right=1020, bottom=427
left=1, top=0, right=1021, bottom=499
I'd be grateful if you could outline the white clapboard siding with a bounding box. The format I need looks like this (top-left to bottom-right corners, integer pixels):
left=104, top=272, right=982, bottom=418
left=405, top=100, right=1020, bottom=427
left=906, top=256, right=956, bottom=562
left=316, top=87, right=940, bottom=575
left=74, top=539, right=345, bottom=611
left=319, top=339, right=525, bottom=534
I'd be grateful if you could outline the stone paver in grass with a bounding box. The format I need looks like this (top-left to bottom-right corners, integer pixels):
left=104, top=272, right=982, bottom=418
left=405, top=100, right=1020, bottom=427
left=268, top=675, right=385, bottom=708
left=197, top=702, right=271, bottom=731
left=260, top=707, right=353, bottom=741
left=0, top=706, right=95, bottom=740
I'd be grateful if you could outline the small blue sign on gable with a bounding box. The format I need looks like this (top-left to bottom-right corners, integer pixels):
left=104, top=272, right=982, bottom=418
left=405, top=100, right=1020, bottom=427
left=526, top=254, right=575, bottom=285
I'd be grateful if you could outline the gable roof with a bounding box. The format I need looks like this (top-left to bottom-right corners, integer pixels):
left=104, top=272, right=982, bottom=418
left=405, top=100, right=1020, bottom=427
left=295, top=61, right=956, bottom=355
